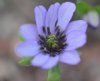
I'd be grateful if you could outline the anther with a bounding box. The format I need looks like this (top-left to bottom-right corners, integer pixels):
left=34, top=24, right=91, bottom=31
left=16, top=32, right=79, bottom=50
left=42, top=26, right=46, bottom=34
left=47, top=27, right=51, bottom=35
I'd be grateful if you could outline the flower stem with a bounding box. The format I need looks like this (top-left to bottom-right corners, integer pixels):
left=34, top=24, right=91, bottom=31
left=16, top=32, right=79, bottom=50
left=48, top=64, right=60, bottom=81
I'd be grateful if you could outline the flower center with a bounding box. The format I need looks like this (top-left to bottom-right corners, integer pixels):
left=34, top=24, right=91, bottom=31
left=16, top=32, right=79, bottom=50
left=38, top=26, right=67, bottom=57
left=46, top=35, right=58, bottom=48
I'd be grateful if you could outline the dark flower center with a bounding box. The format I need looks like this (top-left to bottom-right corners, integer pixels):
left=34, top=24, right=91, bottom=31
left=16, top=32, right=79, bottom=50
left=38, top=26, right=67, bottom=57
left=46, top=35, right=58, bottom=48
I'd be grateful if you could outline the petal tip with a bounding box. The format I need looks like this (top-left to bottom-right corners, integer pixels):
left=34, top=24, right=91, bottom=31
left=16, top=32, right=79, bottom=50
left=60, top=50, right=81, bottom=65
left=62, top=2, right=76, bottom=11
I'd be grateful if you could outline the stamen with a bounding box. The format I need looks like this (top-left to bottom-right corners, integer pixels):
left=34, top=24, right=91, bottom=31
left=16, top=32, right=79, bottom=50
left=58, top=34, right=66, bottom=40
left=55, top=20, right=58, bottom=27
left=39, top=35, right=46, bottom=41
left=47, top=27, right=51, bottom=35
left=42, top=26, right=46, bottom=34
left=55, top=26, right=59, bottom=32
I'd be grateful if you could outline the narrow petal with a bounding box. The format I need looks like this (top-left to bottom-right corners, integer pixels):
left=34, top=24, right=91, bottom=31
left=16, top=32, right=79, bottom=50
left=45, top=3, right=60, bottom=34
left=57, top=2, right=76, bottom=31
left=41, top=55, right=59, bottom=69
left=45, top=4, right=53, bottom=28
left=60, top=50, right=80, bottom=65
left=16, top=41, right=40, bottom=57
left=20, top=24, right=38, bottom=40
left=31, top=54, right=49, bottom=67
left=66, top=31, right=86, bottom=50
left=66, top=20, right=87, bottom=34
left=34, top=5, right=46, bottom=35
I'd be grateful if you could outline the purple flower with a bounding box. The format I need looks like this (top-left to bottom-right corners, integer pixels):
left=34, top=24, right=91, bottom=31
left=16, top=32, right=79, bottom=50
left=82, top=11, right=100, bottom=28
left=16, top=2, right=87, bottom=69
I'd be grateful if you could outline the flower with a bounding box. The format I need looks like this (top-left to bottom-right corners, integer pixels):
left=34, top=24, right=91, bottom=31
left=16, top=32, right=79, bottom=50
left=82, top=11, right=99, bottom=28
left=16, top=2, right=87, bottom=69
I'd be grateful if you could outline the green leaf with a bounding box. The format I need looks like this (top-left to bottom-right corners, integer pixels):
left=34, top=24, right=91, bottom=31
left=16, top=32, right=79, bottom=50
left=94, top=6, right=100, bottom=13
left=18, top=33, right=25, bottom=41
left=48, top=64, right=60, bottom=81
left=76, top=2, right=91, bottom=14
left=19, top=57, right=33, bottom=66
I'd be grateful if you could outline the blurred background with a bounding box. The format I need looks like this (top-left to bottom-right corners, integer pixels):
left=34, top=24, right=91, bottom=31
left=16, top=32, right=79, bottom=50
left=0, top=0, right=100, bottom=81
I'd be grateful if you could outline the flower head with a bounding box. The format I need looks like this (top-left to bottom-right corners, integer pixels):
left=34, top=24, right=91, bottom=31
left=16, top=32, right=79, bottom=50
left=83, top=11, right=99, bottom=28
left=16, top=2, right=87, bottom=69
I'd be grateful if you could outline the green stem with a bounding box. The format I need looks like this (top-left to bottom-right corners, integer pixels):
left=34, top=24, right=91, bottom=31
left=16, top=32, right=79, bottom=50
left=48, top=64, right=60, bottom=81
